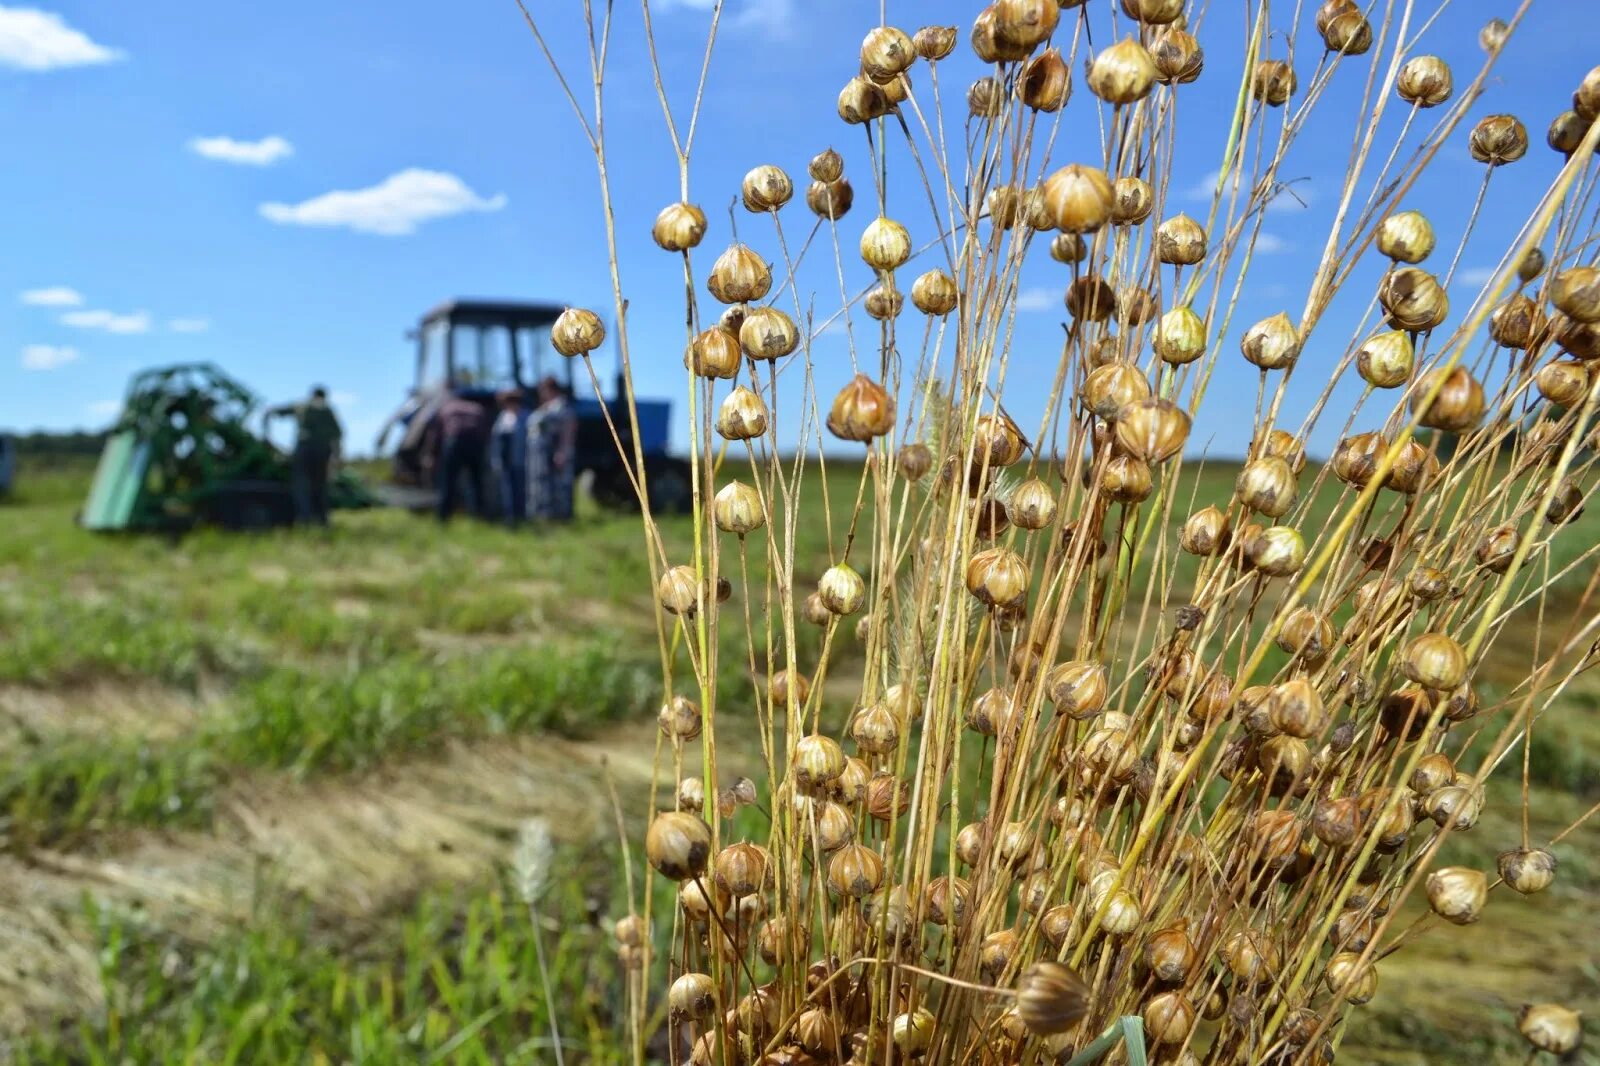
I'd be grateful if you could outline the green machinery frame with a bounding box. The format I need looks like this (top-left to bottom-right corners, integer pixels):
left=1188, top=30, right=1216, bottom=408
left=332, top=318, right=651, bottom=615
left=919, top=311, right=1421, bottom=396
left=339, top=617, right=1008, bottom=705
left=82, top=363, right=372, bottom=532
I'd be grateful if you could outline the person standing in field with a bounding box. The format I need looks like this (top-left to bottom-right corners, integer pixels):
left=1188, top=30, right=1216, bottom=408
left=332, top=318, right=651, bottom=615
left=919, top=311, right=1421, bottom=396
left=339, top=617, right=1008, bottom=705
left=267, top=386, right=343, bottom=527
left=435, top=390, right=490, bottom=522
left=491, top=388, right=531, bottom=526
left=527, top=375, right=578, bottom=522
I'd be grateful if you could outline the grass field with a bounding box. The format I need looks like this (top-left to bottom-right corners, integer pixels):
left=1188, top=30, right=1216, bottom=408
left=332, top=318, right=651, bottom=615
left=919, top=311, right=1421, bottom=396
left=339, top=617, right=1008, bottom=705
left=0, top=456, right=1594, bottom=1062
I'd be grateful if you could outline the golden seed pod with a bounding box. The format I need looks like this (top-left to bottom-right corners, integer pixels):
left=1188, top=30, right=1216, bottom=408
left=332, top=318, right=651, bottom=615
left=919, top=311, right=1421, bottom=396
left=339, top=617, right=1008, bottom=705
left=1425, top=783, right=1481, bottom=830
left=1378, top=687, right=1435, bottom=742
left=1499, top=848, right=1558, bottom=895
left=1065, top=276, right=1115, bottom=320
left=986, top=184, right=1022, bottom=230
left=551, top=307, right=605, bottom=357
left=792, top=733, right=845, bottom=791
left=1115, top=397, right=1190, bottom=462
left=1118, top=285, right=1160, bottom=326
left=1151, top=28, right=1204, bottom=84
left=1517, top=1004, right=1583, bottom=1056
left=1379, top=266, right=1449, bottom=331
left=713, top=841, right=772, bottom=898
left=860, top=25, right=915, bottom=82
left=992, top=0, right=1059, bottom=52
left=684, top=327, right=741, bottom=380
left=1397, top=55, right=1451, bottom=107
left=1312, top=796, right=1362, bottom=848
left=966, top=546, right=1029, bottom=607
left=741, top=165, right=793, bottom=213
left=1153, top=306, right=1206, bottom=365
left=1548, top=111, right=1593, bottom=156
left=968, top=76, right=1005, bottom=118
left=838, top=75, right=890, bottom=124
left=1478, top=16, right=1509, bottom=53
left=810, top=800, right=853, bottom=852
left=739, top=305, right=799, bottom=361
left=707, top=243, right=773, bottom=304
left=1082, top=362, right=1152, bottom=419
left=1411, top=366, right=1485, bottom=432
left=1317, top=0, right=1372, bottom=54
left=973, top=411, right=1029, bottom=466
left=1558, top=316, right=1600, bottom=359
left=1376, top=210, right=1435, bottom=263
left=1223, top=928, right=1281, bottom=985
left=1017, top=960, right=1094, bottom=1030
left=1042, top=164, right=1114, bottom=233
left=1247, top=525, right=1306, bottom=576
left=1101, top=453, right=1154, bottom=503
left=1049, top=231, right=1088, bottom=264
left=1325, top=953, right=1378, bottom=1004
left=794, top=1008, right=837, bottom=1054
left=1156, top=214, right=1207, bottom=266
left=836, top=755, right=871, bottom=804
left=826, top=374, right=895, bottom=442
left=1240, top=311, right=1301, bottom=370
left=808, top=147, right=843, bottom=183
left=651, top=201, right=707, bottom=252
left=1547, top=478, right=1585, bottom=525
left=1354, top=329, right=1414, bottom=388
left=864, top=284, right=903, bottom=321
left=613, top=914, right=645, bottom=949
left=818, top=562, right=866, bottom=615
left=860, top=216, right=912, bottom=272
left=1096, top=887, right=1142, bottom=935
left=1268, top=677, right=1326, bottom=739
left=768, top=668, right=810, bottom=710
left=1401, top=631, right=1467, bottom=690
left=1121, top=0, right=1185, bottom=23
left=1251, top=60, right=1296, bottom=106
left=826, top=843, right=884, bottom=898
left=1552, top=265, right=1600, bottom=324
left=677, top=775, right=704, bottom=812
left=669, top=972, right=716, bottom=1020
left=1469, top=113, right=1529, bottom=165
left=1046, top=659, right=1108, bottom=719
left=1425, top=865, right=1487, bottom=924
left=716, top=385, right=768, bottom=441
left=954, top=821, right=985, bottom=866
left=914, top=24, right=958, bottom=61
left=897, top=442, right=933, bottom=481
left=1489, top=294, right=1547, bottom=350
left=891, top=1008, right=936, bottom=1058
left=805, top=177, right=854, bottom=220
left=1144, top=991, right=1197, bottom=1045
left=1580, top=65, right=1600, bottom=121
left=713, top=480, right=764, bottom=536
left=657, top=564, right=701, bottom=615
left=977, top=928, right=1020, bottom=981
left=924, top=875, right=971, bottom=926
left=1180, top=505, right=1230, bottom=555
left=1009, top=477, right=1057, bottom=530
left=645, top=810, right=712, bottom=880
left=1409, top=751, right=1455, bottom=795
left=1144, top=921, right=1197, bottom=983
left=910, top=269, right=959, bottom=316
left=658, top=695, right=701, bottom=741
left=1021, top=48, right=1071, bottom=111
left=1235, top=456, right=1298, bottom=517
left=1088, top=37, right=1158, bottom=104
left=1111, top=176, right=1154, bottom=225
left=1518, top=247, right=1547, bottom=285
left=850, top=702, right=901, bottom=755
left=1385, top=437, right=1438, bottom=495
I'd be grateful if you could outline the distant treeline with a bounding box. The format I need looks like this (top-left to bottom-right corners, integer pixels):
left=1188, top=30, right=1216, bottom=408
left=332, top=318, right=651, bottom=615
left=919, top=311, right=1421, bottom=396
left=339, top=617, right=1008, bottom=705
left=5, top=430, right=110, bottom=458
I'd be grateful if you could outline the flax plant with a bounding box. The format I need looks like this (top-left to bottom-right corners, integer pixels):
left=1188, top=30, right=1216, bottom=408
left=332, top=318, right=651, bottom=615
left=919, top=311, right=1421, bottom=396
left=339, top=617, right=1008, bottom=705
left=522, top=1, right=1599, bottom=1062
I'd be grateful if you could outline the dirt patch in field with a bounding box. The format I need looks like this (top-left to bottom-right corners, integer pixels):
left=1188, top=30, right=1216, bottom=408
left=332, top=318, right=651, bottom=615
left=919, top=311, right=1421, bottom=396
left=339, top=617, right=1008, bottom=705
left=0, top=720, right=692, bottom=1034
left=0, top=679, right=216, bottom=748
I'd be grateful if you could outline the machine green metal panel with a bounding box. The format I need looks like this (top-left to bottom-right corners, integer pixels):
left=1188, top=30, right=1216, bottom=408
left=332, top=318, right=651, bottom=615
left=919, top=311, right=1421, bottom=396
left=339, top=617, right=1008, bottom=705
left=81, top=431, right=150, bottom=531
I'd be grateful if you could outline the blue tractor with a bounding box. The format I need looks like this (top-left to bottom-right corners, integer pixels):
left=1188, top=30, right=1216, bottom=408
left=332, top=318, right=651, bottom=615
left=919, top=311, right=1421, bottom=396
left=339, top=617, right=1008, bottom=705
left=379, top=299, right=691, bottom=514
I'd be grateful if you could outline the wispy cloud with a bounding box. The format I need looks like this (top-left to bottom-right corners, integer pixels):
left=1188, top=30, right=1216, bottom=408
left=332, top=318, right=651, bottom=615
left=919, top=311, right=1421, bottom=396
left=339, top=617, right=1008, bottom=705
left=260, top=168, right=507, bottom=236
left=657, top=0, right=795, bottom=32
left=19, top=285, right=83, bottom=306
left=1186, top=168, right=1311, bottom=213
left=21, top=343, right=79, bottom=370
left=1252, top=233, right=1291, bottom=254
left=190, top=134, right=294, bottom=166
left=1454, top=266, right=1498, bottom=289
left=0, top=6, right=122, bottom=70
left=86, top=398, right=121, bottom=418
left=1015, top=287, right=1059, bottom=312
left=168, top=317, right=210, bottom=333
left=61, top=308, right=151, bottom=334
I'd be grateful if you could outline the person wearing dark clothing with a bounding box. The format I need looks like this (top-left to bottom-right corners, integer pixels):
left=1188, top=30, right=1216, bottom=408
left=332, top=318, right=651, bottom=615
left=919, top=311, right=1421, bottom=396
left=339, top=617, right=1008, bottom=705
left=528, top=376, right=579, bottom=521
left=491, top=389, right=531, bottom=526
left=436, top=392, right=490, bottom=522
left=267, top=387, right=343, bottom=527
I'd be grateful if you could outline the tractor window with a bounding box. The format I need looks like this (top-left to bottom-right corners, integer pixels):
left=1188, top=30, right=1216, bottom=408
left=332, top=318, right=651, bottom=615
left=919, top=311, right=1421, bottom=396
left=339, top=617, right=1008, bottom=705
left=418, top=319, right=450, bottom=390
left=516, top=325, right=563, bottom=389
left=455, top=324, right=516, bottom=391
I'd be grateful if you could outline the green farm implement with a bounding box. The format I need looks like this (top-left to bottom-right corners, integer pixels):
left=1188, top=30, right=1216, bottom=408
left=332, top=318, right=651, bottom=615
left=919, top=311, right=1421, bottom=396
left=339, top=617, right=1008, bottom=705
left=82, top=363, right=374, bottom=532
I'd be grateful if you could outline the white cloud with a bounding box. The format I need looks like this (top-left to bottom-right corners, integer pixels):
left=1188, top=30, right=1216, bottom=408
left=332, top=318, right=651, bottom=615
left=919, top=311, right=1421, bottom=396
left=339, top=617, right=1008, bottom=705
left=86, top=398, right=121, bottom=417
left=19, top=285, right=83, bottom=306
left=21, top=343, right=79, bottom=370
left=658, top=0, right=794, bottom=32
left=1252, top=233, right=1290, bottom=254
left=189, top=134, right=294, bottom=166
left=61, top=308, right=151, bottom=334
left=168, top=317, right=210, bottom=333
left=1186, top=168, right=1310, bottom=213
left=1015, top=287, right=1059, bottom=312
left=0, top=7, right=121, bottom=70
left=1455, top=266, right=1497, bottom=288
left=260, top=168, right=507, bottom=236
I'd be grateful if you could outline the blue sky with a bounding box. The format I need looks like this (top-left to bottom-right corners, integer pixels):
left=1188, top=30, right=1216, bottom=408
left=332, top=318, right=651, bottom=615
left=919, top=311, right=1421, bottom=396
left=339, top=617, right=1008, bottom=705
left=1, top=0, right=1592, bottom=457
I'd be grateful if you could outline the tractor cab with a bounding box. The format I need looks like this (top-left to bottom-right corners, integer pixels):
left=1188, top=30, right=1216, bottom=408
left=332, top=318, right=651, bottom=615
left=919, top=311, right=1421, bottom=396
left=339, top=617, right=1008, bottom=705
left=383, top=299, right=689, bottom=514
